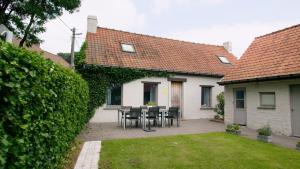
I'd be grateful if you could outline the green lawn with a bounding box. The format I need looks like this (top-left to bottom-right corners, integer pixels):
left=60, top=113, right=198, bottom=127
left=99, top=133, right=300, bottom=169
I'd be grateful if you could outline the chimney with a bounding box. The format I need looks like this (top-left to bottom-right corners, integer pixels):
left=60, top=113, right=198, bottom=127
left=223, top=41, right=232, bottom=53
left=87, top=15, right=98, bottom=33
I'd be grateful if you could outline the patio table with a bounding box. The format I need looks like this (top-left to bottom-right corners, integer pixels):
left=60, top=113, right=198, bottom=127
left=119, top=107, right=167, bottom=130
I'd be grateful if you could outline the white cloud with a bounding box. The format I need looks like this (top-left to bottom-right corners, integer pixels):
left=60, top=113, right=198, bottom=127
left=167, top=20, right=300, bottom=58
left=150, top=0, right=224, bottom=15
left=40, top=0, right=146, bottom=54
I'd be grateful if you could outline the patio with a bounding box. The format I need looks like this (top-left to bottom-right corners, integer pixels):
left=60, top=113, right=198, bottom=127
left=78, top=119, right=299, bottom=149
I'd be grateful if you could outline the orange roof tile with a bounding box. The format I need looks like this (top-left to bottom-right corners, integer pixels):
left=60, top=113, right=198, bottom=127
left=220, top=24, right=300, bottom=84
left=85, top=27, right=236, bottom=76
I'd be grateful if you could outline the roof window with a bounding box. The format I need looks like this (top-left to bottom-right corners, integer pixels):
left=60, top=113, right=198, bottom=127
left=121, top=43, right=135, bottom=53
left=218, top=56, right=230, bottom=64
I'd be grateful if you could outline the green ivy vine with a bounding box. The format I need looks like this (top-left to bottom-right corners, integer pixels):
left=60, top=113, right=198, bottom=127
left=76, top=42, right=170, bottom=115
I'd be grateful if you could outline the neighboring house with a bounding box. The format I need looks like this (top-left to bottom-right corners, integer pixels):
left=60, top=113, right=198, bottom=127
left=0, top=24, right=70, bottom=68
left=85, top=16, right=236, bottom=122
left=219, top=24, right=300, bottom=136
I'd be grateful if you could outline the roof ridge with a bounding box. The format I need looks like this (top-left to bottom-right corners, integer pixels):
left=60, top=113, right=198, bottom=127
left=97, top=27, right=224, bottom=48
left=255, top=23, right=300, bottom=39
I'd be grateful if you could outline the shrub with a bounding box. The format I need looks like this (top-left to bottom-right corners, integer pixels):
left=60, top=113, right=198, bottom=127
left=0, top=42, right=89, bottom=168
left=226, top=124, right=240, bottom=132
left=145, top=101, right=157, bottom=106
left=214, top=92, right=224, bottom=118
left=257, top=125, right=272, bottom=136
left=297, top=141, right=300, bottom=147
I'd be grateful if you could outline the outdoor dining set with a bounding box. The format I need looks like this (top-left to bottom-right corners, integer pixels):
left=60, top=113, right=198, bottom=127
left=117, top=106, right=181, bottom=132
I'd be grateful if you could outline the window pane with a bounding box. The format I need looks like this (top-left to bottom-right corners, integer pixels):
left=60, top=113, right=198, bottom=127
left=236, top=100, right=244, bottom=108
left=107, top=86, right=121, bottom=105
left=144, top=83, right=157, bottom=105
left=236, top=90, right=244, bottom=100
left=261, top=93, right=275, bottom=106
left=121, top=43, right=135, bottom=52
left=201, top=87, right=211, bottom=107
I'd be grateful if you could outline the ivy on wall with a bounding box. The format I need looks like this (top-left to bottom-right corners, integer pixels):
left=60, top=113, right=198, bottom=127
left=76, top=42, right=170, bottom=114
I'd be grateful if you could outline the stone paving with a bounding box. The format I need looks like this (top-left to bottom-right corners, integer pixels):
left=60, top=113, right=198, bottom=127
left=78, top=119, right=300, bottom=149
left=78, top=119, right=225, bottom=141
left=74, top=141, right=101, bottom=169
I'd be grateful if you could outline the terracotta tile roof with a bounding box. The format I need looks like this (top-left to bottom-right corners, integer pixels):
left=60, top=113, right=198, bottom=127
left=42, top=51, right=71, bottom=68
left=220, top=24, right=300, bottom=84
left=12, top=38, right=71, bottom=68
left=85, top=27, right=237, bottom=76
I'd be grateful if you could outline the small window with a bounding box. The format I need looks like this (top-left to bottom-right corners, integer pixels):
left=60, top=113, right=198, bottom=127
left=121, top=43, right=135, bottom=53
left=235, top=90, right=245, bottom=108
left=201, top=86, right=212, bottom=107
left=107, top=85, right=122, bottom=105
left=218, top=56, right=230, bottom=64
left=144, top=83, right=158, bottom=105
left=260, top=92, right=275, bottom=107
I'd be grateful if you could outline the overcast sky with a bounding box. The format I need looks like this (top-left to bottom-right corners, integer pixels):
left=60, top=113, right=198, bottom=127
left=40, top=0, right=300, bottom=58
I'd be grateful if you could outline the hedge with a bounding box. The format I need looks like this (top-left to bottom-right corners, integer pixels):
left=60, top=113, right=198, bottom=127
left=0, top=42, right=89, bottom=169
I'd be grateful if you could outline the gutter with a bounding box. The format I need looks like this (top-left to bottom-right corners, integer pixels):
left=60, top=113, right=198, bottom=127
left=218, top=73, right=300, bottom=85
left=84, top=64, right=225, bottom=78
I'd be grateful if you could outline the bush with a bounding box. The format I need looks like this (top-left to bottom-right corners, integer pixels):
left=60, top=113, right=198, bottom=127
left=297, top=141, right=300, bottom=147
left=214, top=92, right=224, bottom=118
left=0, top=42, right=89, bottom=168
left=226, top=124, right=240, bottom=132
left=257, top=125, right=272, bottom=136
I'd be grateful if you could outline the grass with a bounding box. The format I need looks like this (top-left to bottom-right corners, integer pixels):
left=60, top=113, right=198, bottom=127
left=99, top=133, right=300, bottom=169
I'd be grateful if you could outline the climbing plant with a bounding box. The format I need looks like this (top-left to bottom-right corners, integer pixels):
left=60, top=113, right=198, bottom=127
left=76, top=42, right=170, bottom=115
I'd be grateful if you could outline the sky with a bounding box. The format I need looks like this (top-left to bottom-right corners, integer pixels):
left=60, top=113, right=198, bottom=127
left=40, top=0, right=300, bottom=58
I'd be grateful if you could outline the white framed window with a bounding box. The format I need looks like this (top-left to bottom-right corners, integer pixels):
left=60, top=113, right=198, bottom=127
left=107, top=85, right=122, bottom=105
left=201, top=86, right=212, bottom=107
left=218, top=56, right=230, bottom=64
left=121, top=43, right=135, bottom=53
left=260, top=92, right=275, bottom=108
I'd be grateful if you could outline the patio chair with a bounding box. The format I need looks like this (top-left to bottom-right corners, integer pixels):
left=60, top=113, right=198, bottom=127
left=146, top=107, right=160, bottom=129
left=125, top=107, right=142, bottom=128
left=165, top=107, right=180, bottom=127
left=119, top=106, right=131, bottom=126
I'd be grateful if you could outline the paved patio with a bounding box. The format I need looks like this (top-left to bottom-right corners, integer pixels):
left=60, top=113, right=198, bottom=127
left=78, top=119, right=300, bottom=149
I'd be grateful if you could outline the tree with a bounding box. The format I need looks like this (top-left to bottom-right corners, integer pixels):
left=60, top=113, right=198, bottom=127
left=214, top=92, right=224, bottom=118
left=0, top=0, right=81, bottom=47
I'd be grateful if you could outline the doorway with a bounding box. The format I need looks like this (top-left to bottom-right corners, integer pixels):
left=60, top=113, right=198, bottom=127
left=234, top=88, right=247, bottom=125
left=171, top=82, right=183, bottom=118
left=290, top=85, right=300, bottom=137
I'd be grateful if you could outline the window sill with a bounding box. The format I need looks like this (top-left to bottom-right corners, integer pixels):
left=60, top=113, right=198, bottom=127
left=104, top=105, right=121, bottom=110
left=200, top=107, right=214, bottom=110
left=257, top=106, right=276, bottom=110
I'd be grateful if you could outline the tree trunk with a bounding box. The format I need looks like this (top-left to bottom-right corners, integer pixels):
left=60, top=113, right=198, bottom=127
left=19, top=14, right=35, bottom=47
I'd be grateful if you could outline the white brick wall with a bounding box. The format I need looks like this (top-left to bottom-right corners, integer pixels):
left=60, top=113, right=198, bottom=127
left=224, top=78, right=300, bottom=136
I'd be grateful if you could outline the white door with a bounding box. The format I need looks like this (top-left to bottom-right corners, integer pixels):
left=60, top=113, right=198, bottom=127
left=234, top=88, right=247, bottom=125
left=171, top=82, right=183, bottom=118
left=290, top=85, right=300, bottom=137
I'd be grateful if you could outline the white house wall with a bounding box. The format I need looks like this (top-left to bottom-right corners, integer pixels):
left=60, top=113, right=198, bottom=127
left=224, top=78, right=300, bottom=136
left=90, top=75, right=224, bottom=123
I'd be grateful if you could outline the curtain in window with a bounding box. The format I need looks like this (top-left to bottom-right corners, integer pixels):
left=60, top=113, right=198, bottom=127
left=201, top=87, right=211, bottom=107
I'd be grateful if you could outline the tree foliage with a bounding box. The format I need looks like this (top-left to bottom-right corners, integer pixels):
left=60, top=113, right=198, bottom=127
left=0, top=41, right=89, bottom=168
left=0, top=0, right=81, bottom=47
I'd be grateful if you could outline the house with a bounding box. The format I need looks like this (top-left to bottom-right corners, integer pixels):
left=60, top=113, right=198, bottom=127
left=0, top=24, right=70, bottom=68
left=85, top=16, right=237, bottom=122
left=219, top=24, right=300, bottom=136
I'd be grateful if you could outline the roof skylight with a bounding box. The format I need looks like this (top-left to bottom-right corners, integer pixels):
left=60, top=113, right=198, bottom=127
left=218, top=56, right=230, bottom=64
left=121, top=43, right=135, bottom=53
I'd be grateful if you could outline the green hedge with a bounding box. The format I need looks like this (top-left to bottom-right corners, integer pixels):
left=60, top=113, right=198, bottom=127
left=0, top=42, right=89, bottom=168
